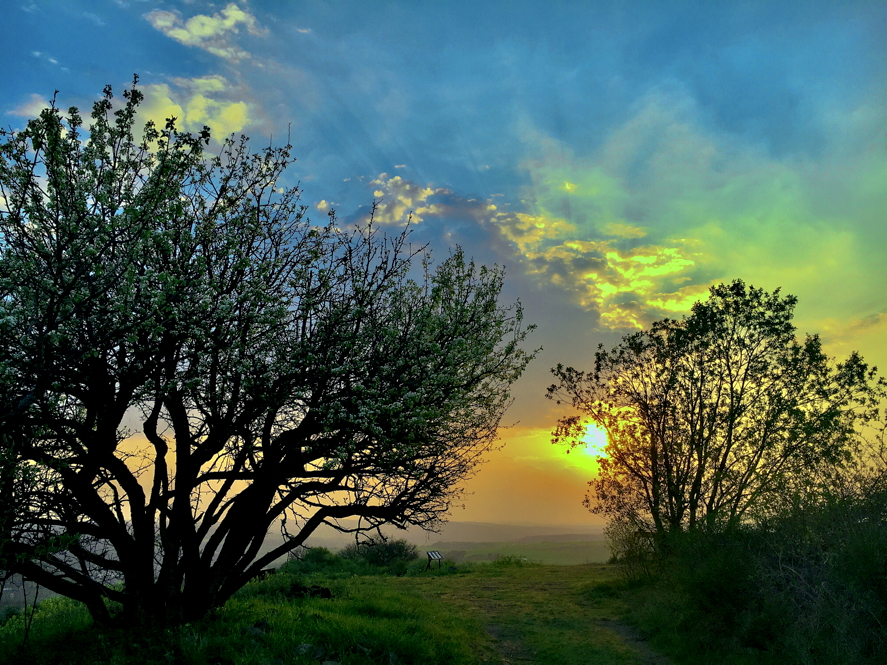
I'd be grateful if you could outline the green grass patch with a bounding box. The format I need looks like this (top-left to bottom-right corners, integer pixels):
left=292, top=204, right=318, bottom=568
left=0, top=562, right=655, bottom=665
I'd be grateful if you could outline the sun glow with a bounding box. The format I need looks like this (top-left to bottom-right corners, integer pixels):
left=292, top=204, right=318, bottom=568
left=581, top=424, right=609, bottom=459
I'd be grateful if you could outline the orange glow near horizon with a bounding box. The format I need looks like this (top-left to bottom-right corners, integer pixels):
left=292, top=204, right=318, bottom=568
left=451, top=425, right=608, bottom=526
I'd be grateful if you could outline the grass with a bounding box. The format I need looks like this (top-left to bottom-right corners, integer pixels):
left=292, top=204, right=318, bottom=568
left=412, top=561, right=644, bottom=664
left=0, top=559, right=653, bottom=665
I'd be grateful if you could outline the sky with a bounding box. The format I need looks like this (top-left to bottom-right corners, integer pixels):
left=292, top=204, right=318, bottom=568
left=3, top=0, right=886, bottom=527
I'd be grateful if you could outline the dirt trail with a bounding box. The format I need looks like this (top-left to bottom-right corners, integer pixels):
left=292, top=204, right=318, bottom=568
left=435, top=564, right=675, bottom=665
left=484, top=624, right=536, bottom=664
left=595, top=619, right=676, bottom=665
left=482, top=617, right=675, bottom=665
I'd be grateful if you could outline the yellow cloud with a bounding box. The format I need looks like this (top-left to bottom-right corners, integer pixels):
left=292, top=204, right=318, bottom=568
left=173, top=75, right=228, bottom=95
left=367, top=174, right=445, bottom=225
left=139, top=77, right=252, bottom=142
left=144, top=3, right=266, bottom=62
left=814, top=312, right=887, bottom=375
left=500, top=223, right=700, bottom=329
left=510, top=85, right=887, bottom=335
left=601, top=221, right=647, bottom=238
left=360, top=171, right=701, bottom=329
left=495, top=212, right=577, bottom=254
left=646, top=283, right=713, bottom=313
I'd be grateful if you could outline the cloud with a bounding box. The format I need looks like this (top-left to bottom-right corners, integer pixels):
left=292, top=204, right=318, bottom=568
left=363, top=172, right=702, bottom=328
left=368, top=174, right=447, bottom=225
left=510, top=84, right=887, bottom=331
left=7, top=93, right=50, bottom=117
left=601, top=222, right=647, bottom=239
left=360, top=82, right=886, bottom=335
left=138, top=76, right=252, bottom=142
left=491, top=212, right=703, bottom=328
left=144, top=3, right=266, bottom=61
left=816, top=312, right=887, bottom=371
left=31, top=51, right=60, bottom=66
left=83, top=11, right=105, bottom=26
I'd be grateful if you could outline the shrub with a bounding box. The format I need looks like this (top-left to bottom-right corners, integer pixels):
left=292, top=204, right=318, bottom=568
left=626, top=498, right=887, bottom=665
left=490, top=555, right=538, bottom=568
left=604, top=518, right=656, bottom=582
left=280, top=539, right=421, bottom=577
left=338, top=537, right=420, bottom=575
left=283, top=546, right=342, bottom=574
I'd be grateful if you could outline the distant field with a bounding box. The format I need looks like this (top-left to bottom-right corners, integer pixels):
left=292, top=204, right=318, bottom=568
left=428, top=540, right=611, bottom=565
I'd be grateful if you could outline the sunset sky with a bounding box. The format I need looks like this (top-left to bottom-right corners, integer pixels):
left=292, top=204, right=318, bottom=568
left=4, top=1, right=886, bottom=527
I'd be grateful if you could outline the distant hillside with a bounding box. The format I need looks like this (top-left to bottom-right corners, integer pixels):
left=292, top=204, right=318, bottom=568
left=424, top=539, right=611, bottom=565
left=515, top=533, right=605, bottom=543
left=398, top=521, right=604, bottom=545
left=257, top=520, right=606, bottom=565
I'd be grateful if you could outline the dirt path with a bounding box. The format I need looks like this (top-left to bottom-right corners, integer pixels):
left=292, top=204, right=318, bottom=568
left=481, top=615, right=675, bottom=665
left=427, top=564, right=675, bottom=665
left=595, top=619, right=676, bottom=665
left=484, top=624, right=536, bottom=664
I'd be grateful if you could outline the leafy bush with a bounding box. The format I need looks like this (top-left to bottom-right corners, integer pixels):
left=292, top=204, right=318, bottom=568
left=279, top=547, right=373, bottom=578
left=338, top=538, right=421, bottom=576
left=755, top=499, right=887, bottom=664
left=490, top=555, right=538, bottom=568
left=340, top=538, right=419, bottom=568
left=280, top=539, right=422, bottom=577
left=627, top=497, right=887, bottom=665
left=603, top=518, right=656, bottom=581
left=283, top=546, right=342, bottom=574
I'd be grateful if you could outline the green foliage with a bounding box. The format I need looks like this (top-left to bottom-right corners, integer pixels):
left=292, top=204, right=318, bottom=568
left=0, top=79, right=535, bottom=627
left=427, top=539, right=611, bottom=565
left=280, top=547, right=376, bottom=578
left=281, top=539, right=422, bottom=577
left=603, top=519, right=656, bottom=582
left=0, top=595, right=93, bottom=660
left=626, top=498, right=887, bottom=665
left=549, top=280, right=885, bottom=537
left=282, top=546, right=343, bottom=574
left=339, top=537, right=419, bottom=570
left=490, top=554, right=539, bottom=567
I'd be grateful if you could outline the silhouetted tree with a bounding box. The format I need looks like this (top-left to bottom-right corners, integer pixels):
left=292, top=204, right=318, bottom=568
left=0, top=80, right=534, bottom=627
left=548, top=281, right=883, bottom=542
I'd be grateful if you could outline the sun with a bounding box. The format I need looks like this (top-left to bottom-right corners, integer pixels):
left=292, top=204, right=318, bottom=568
left=580, top=423, right=609, bottom=459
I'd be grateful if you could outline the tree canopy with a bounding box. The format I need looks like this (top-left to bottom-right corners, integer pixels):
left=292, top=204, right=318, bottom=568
left=548, top=281, right=884, bottom=539
left=0, top=81, right=534, bottom=627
